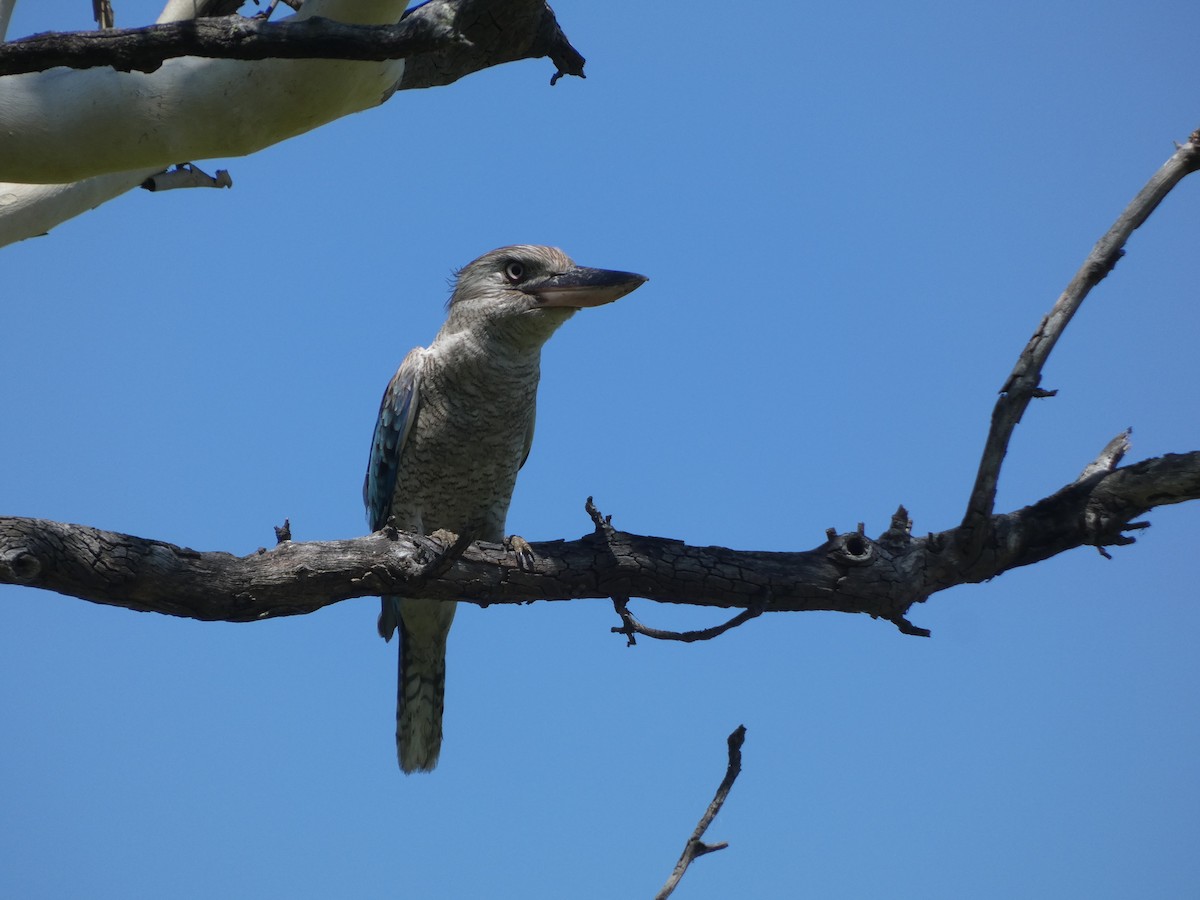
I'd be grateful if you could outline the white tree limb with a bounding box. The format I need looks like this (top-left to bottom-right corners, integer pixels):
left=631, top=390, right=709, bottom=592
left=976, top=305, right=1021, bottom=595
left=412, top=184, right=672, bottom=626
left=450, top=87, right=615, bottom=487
left=0, top=0, right=581, bottom=246
left=0, top=0, right=406, bottom=245
left=0, top=171, right=157, bottom=245
left=0, top=1, right=409, bottom=185
left=0, top=0, right=176, bottom=245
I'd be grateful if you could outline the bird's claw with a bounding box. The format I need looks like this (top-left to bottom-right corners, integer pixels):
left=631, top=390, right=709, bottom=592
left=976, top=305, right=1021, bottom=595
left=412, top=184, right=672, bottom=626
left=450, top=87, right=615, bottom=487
left=430, top=528, right=459, bottom=545
left=422, top=528, right=473, bottom=568
left=507, top=535, right=536, bottom=571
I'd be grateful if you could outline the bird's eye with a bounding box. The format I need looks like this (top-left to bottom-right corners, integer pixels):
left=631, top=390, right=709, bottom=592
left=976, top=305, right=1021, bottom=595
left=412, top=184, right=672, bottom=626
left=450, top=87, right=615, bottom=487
left=503, top=261, right=525, bottom=283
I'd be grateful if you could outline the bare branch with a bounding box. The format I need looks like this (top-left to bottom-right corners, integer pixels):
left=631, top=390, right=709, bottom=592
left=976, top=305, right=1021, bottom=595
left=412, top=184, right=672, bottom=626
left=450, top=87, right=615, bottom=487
left=585, top=495, right=613, bottom=533
left=888, top=614, right=932, bottom=638
left=656, top=725, right=746, bottom=900
left=93, top=1, right=115, bottom=30
left=610, top=596, right=766, bottom=646
left=1, top=451, right=1197, bottom=626
left=960, top=131, right=1200, bottom=556
left=0, top=0, right=586, bottom=84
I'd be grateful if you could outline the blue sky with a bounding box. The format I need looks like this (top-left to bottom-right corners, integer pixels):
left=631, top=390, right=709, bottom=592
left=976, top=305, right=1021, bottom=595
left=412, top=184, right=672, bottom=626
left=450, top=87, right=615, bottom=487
left=2, top=1, right=1199, bottom=897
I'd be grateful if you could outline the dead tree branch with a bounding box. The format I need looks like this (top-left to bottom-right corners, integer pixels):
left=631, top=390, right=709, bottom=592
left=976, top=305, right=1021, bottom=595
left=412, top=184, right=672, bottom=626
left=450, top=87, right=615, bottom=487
left=610, top=595, right=766, bottom=646
left=1, top=450, right=1197, bottom=629
left=655, top=725, right=746, bottom=900
left=0, top=0, right=586, bottom=85
left=960, top=130, right=1200, bottom=558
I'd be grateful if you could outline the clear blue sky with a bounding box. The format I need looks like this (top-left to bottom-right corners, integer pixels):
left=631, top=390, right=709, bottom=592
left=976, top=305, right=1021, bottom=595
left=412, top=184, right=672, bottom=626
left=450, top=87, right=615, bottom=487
left=3, top=2, right=1199, bottom=897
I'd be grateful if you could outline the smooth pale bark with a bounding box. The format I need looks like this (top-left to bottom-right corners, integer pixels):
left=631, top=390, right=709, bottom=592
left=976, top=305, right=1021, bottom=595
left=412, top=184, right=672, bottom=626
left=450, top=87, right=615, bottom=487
left=0, top=0, right=407, bottom=245
left=0, top=173, right=156, bottom=244
left=0, top=0, right=193, bottom=245
left=0, top=0, right=409, bottom=184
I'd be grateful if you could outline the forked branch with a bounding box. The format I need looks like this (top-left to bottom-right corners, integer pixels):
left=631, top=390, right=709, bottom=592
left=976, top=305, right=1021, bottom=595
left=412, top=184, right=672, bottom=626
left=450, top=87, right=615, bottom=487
left=610, top=596, right=766, bottom=646
left=655, top=725, right=746, bottom=900
left=960, top=129, right=1200, bottom=557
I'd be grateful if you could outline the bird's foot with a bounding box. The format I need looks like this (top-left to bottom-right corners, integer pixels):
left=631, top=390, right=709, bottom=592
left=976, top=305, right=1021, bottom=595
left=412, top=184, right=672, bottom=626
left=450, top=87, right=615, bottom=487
left=430, top=528, right=459, bottom=546
left=506, top=535, right=536, bottom=571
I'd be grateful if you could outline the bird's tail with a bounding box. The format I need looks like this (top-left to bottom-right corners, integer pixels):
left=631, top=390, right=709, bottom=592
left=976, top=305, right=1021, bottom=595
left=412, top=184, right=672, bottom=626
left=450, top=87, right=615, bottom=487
left=393, top=597, right=456, bottom=773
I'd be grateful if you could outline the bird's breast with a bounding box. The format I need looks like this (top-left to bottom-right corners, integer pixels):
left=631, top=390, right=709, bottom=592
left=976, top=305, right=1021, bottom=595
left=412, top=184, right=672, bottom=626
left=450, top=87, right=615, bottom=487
left=388, top=352, right=540, bottom=541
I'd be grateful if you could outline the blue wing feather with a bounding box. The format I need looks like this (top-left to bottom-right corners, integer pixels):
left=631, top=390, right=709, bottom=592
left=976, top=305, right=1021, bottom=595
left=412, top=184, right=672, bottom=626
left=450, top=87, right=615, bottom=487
left=520, top=402, right=535, bottom=471
left=364, top=347, right=424, bottom=531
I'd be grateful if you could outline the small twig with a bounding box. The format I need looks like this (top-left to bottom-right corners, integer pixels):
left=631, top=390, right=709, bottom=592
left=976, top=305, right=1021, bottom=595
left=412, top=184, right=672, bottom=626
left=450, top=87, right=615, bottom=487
left=656, top=725, right=746, bottom=900
left=888, top=613, right=931, bottom=638
left=1093, top=520, right=1150, bottom=559
left=591, top=496, right=764, bottom=645
left=960, top=132, right=1200, bottom=554
left=611, top=596, right=638, bottom=646
left=877, top=504, right=913, bottom=547
left=611, top=596, right=766, bottom=646
left=92, top=0, right=114, bottom=30
left=584, top=495, right=613, bottom=534
left=546, top=13, right=585, bottom=86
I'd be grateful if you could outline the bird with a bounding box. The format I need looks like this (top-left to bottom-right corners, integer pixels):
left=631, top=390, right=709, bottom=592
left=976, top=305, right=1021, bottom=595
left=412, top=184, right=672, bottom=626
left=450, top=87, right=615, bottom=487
left=364, top=245, right=647, bottom=772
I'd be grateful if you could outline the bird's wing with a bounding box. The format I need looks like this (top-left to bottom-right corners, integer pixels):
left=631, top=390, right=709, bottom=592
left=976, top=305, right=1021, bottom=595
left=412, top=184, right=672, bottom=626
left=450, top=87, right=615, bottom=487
left=364, top=347, right=425, bottom=531
left=519, top=400, right=536, bottom=471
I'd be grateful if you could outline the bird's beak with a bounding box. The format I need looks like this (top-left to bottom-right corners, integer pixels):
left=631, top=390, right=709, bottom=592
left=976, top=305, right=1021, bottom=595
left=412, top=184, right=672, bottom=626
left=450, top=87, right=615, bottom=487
left=526, top=265, right=648, bottom=309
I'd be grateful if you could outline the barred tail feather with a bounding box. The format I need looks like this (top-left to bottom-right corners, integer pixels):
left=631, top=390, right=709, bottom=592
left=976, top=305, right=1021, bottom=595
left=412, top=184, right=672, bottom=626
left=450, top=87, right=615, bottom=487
left=395, top=597, right=455, bottom=773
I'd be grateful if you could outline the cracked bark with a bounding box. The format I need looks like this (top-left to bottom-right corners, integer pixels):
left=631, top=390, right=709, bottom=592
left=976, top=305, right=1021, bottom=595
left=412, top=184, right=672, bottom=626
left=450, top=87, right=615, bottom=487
left=2, top=451, right=1197, bottom=633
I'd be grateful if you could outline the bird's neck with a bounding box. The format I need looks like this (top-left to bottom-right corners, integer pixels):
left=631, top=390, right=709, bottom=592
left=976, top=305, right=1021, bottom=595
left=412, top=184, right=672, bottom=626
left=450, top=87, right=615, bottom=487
left=427, top=324, right=544, bottom=390
left=435, top=309, right=568, bottom=359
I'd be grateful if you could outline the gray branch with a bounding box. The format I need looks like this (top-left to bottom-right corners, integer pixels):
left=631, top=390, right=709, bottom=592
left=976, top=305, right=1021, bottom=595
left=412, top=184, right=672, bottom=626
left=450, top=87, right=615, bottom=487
left=959, top=130, right=1200, bottom=558
left=2, top=451, right=1197, bottom=633
left=0, top=0, right=586, bottom=85
left=656, top=725, right=746, bottom=900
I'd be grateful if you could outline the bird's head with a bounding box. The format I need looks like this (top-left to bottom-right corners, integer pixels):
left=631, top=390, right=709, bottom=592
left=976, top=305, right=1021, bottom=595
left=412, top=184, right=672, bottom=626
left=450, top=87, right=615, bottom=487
left=443, top=245, right=647, bottom=347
